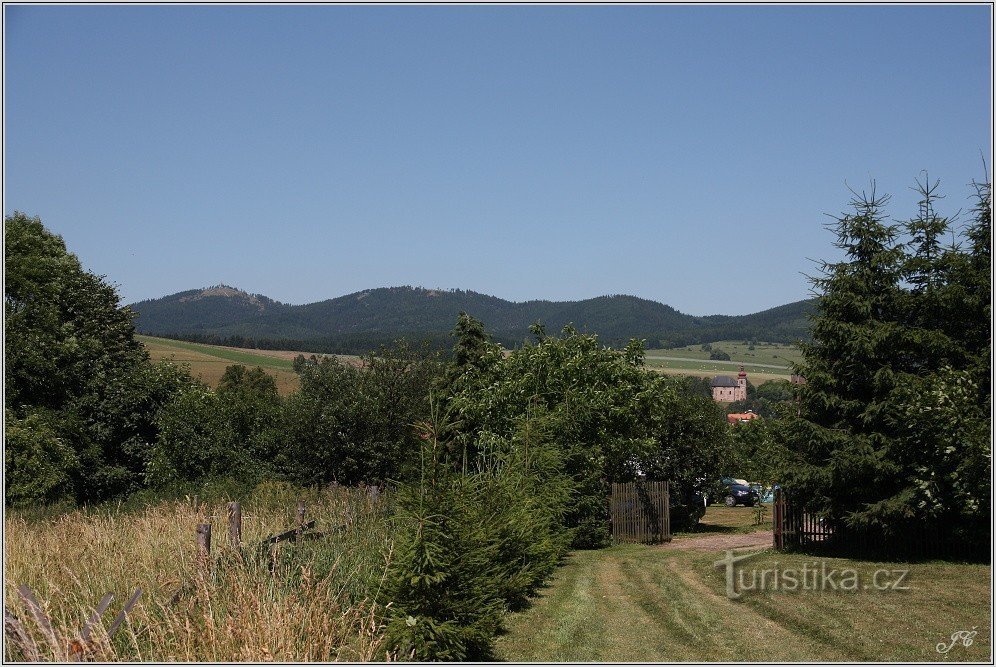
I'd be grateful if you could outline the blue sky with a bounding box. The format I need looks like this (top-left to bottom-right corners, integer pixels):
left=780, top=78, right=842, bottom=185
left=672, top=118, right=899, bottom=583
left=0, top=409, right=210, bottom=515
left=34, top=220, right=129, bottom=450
left=4, top=5, right=991, bottom=315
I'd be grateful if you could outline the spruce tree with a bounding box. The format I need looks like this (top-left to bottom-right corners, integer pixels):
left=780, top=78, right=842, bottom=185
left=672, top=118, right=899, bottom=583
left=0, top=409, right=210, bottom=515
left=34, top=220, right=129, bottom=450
left=779, top=178, right=991, bottom=546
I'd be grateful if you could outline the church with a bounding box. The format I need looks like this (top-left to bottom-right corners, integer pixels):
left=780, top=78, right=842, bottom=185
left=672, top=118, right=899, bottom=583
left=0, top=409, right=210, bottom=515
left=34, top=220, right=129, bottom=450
left=710, top=366, right=748, bottom=402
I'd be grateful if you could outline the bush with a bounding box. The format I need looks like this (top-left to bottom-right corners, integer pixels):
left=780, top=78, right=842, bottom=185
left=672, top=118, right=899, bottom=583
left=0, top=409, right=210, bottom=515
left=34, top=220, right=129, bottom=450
left=4, top=410, right=77, bottom=507
left=281, top=344, right=442, bottom=487
left=147, top=367, right=282, bottom=487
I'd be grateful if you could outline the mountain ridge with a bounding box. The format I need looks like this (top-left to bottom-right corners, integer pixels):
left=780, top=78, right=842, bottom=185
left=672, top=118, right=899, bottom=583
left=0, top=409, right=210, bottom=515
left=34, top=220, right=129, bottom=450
left=128, top=284, right=814, bottom=354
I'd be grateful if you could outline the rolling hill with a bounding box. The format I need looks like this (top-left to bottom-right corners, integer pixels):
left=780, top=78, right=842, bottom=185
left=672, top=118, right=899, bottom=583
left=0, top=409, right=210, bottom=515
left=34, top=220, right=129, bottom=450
left=128, top=285, right=815, bottom=354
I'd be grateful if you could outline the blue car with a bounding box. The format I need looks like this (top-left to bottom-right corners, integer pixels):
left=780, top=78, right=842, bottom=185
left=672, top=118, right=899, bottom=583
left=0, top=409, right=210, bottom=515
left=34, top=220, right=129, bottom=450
left=717, top=477, right=759, bottom=507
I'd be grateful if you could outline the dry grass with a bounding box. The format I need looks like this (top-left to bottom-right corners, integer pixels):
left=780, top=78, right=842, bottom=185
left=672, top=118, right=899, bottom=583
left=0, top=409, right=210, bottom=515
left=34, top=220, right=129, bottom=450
left=4, top=483, right=394, bottom=662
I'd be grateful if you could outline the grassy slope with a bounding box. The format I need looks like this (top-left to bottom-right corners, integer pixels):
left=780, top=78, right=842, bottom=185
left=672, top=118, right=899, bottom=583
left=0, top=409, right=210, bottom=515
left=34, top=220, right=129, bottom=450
left=655, top=339, right=805, bottom=365
left=138, top=335, right=303, bottom=394
left=497, top=507, right=991, bottom=662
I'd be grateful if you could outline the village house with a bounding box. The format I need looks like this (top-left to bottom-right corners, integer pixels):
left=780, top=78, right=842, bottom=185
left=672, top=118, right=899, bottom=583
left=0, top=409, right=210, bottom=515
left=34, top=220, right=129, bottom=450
left=726, top=410, right=760, bottom=424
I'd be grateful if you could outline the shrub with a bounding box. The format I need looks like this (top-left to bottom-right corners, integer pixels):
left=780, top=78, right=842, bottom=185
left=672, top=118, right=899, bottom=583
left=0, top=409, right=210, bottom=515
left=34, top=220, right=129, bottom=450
left=4, top=410, right=77, bottom=507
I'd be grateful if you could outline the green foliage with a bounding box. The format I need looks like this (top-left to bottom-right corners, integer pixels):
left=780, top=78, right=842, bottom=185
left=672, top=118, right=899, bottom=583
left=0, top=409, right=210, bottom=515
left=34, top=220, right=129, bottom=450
left=777, top=177, right=991, bottom=541
left=636, top=380, right=730, bottom=530
left=4, top=410, right=78, bottom=506
left=726, top=419, right=789, bottom=485
left=728, top=380, right=795, bottom=419
left=755, top=379, right=795, bottom=403
left=673, top=374, right=714, bottom=399
left=148, top=365, right=282, bottom=487
left=5, top=212, right=147, bottom=412
left=281, top=343, right=443, bottom=487
left=4, top=213, right=196, bottom=503
left=383, top=405, right=571, bottom=661
left=217, top=363, right=281, bottom=394
left=449, top=311, right=492, bottom=373
left=446, top=321, right=729, bottom=544
left=709, top=348, right=731, bottom=361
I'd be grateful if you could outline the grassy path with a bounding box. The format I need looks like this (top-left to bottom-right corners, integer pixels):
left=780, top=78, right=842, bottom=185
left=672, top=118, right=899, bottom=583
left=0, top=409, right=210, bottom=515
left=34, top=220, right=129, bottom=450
left=497, top=537, right=991, bottom=662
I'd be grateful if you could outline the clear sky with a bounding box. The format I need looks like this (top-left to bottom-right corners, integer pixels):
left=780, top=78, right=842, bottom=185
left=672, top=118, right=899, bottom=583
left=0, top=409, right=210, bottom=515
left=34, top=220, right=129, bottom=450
left=4, top=5, right=992, bottom=315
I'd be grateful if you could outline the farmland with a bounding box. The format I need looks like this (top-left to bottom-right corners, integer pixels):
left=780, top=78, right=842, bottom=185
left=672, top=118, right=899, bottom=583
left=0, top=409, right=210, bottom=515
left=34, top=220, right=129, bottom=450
left=138, top=336, right=360, bottom=395
left=658, top=340, right=805, bottom=367
left=139, top=334, right=803, bottom=392
left=642, top=340, right=802, bottom=383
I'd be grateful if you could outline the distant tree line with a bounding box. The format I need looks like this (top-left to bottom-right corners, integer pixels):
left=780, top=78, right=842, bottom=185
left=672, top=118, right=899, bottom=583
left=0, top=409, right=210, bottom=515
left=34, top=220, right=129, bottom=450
left=161, top=331, right=524, bottom=357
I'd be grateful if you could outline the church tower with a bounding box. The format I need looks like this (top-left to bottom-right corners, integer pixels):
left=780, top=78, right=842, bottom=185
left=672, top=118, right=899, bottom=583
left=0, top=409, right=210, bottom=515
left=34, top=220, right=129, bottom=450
left=736, top=365, right=748, bottom=402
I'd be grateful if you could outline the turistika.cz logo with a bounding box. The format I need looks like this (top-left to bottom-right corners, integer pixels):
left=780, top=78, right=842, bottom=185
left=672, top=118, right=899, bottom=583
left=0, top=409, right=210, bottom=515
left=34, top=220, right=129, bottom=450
left=713, top=549, right=911, bottom=599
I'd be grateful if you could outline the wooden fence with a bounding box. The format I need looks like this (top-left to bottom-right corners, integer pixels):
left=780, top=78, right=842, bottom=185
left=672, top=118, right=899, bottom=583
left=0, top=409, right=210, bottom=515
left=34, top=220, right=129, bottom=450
left=772, top=489, right=982, bottom=560
left=609, top=481, right=671, bottom=544
left=772, top=488, right=832, bottom=551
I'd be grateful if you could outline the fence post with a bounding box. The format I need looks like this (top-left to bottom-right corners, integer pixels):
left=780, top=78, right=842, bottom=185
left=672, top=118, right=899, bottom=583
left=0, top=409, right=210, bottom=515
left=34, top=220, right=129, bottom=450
left=772, top=488, right=782, bottom=550
left=664, top=481, right=671, bottom=542
left=228, top=502, right=242, bottom=549
left=196, top=523, right=211, bottom=557
left=296, top=502, right=306, bottom=542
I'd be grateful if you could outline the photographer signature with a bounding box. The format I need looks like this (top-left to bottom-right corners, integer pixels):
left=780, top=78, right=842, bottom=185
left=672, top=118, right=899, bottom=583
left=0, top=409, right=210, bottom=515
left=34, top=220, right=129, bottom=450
left=936, top=628, right=978, bottom=654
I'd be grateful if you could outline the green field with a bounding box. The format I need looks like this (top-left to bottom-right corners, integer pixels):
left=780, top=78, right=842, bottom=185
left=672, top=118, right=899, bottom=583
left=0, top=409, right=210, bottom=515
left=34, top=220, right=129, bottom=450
left=642, top=340, right=802, bottom=383
left=655, top=340, right=805, bottom=366
left=137, top=335, right=359, bottom=395
left=496, top=507, right=991, bottom=662
left=139, top=335, right=296, bottom=371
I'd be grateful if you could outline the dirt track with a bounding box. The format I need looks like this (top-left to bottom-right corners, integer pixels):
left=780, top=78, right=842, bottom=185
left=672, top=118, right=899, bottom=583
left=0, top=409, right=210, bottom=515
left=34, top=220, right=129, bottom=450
left=664, top=529, right=773, bottom=552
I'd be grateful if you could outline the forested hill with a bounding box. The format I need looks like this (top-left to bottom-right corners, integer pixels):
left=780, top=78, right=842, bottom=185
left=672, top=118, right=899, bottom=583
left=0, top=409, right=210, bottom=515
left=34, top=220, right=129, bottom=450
left=128, top=285, right=814, bottom=354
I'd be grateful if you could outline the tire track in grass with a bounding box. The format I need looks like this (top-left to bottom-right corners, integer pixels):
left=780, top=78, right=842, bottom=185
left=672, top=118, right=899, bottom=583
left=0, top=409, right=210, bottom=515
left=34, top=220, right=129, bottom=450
left=591, top=553, right=686, bottom=661
left=496, top=552, right=606, bottom=661
left=679, top=551, right=869, bottom=661
left=667, top=554, right=854, bottom=662
left=549, top=556, right=605, bottom=661
left=614, top=555, right=707, bottom=658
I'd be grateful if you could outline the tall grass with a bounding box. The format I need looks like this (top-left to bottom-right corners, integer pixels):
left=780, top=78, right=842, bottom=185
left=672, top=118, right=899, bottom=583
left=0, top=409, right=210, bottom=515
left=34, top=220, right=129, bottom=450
left=4, top=482, right=393, bottom=661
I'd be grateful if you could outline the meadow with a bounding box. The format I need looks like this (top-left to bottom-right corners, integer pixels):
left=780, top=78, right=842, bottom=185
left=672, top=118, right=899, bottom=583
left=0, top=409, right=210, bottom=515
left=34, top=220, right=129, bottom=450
left=657, top=340, right=805, bottom=367
left=641, top=340, right=802, bottom=383
left=138, top=336, right=360, bottom=395
left=139, top=334, right=802, bottom=393
left=7, top=494, right=989, bottom=663
left=496, top=506, right=992, bottom=662
left=4, top=484, right=393, bottom=662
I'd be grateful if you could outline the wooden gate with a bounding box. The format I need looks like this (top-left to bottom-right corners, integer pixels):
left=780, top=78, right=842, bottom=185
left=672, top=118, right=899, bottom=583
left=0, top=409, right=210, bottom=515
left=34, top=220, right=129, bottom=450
left=610, top=481, right=671, bottom=543
left=772, top=488, right=833, bottom=550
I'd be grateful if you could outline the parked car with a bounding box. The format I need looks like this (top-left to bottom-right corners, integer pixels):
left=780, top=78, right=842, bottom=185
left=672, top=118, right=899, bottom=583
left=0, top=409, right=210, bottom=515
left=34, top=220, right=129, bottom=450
left=715, top=477, right=759, bottom=507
